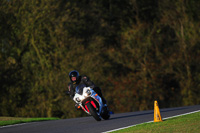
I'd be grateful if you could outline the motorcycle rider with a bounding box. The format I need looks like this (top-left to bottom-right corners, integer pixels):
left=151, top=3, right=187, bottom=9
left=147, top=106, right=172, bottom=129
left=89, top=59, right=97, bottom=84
left=66, top=70, right=107, bottom=110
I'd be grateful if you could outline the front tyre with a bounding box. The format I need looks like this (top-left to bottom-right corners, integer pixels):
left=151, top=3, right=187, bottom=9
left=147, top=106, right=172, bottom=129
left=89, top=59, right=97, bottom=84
left=86, top=102, right=101, bottom=121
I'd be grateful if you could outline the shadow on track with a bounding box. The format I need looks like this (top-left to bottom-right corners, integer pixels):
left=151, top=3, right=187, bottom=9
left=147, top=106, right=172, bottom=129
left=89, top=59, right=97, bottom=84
left=109, top=106, right=189, bottom=120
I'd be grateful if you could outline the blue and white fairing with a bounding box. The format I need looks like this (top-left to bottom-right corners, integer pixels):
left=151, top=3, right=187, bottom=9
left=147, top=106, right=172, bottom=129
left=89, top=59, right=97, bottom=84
left=73, top=84, right=104, bottom=116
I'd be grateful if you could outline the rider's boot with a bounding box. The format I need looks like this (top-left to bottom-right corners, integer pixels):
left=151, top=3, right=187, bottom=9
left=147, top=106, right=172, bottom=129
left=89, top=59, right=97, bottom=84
left=101, top=97, right=107, bottom=106
left=101, top=97, right=109, bottom=112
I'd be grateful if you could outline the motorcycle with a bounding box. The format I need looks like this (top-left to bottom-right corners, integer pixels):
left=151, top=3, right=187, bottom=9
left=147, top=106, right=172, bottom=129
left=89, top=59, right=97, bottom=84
left=73, top=84, right=110, bottom=121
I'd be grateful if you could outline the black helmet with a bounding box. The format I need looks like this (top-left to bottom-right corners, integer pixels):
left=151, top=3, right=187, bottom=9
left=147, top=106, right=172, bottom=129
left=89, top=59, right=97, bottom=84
left=69, top=70, right=79, bottom=83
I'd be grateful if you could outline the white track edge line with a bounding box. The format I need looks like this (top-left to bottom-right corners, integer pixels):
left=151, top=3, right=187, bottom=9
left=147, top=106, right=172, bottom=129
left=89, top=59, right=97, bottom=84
left=0, top=123, right=28, bottom=128
left=0, top=122, right=38, bottom=129
left=103, top=110, right=200, bottom=133
left=162, top=110, right=200, bottom=120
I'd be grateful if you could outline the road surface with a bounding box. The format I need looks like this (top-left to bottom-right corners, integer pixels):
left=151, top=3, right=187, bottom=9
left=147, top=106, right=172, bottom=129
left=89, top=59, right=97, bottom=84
left=0, top=105, right=200, bottom=133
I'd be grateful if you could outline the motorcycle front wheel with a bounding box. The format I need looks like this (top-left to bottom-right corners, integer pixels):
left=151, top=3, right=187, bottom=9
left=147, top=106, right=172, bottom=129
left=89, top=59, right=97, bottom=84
left=86, top=102, right=101, bottom=121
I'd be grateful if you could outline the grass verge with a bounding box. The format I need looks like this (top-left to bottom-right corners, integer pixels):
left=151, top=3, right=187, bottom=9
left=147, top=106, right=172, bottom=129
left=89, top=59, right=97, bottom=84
left=112, top=111, right=200, bottom=133
left=0, top=117, right=60, bottom=126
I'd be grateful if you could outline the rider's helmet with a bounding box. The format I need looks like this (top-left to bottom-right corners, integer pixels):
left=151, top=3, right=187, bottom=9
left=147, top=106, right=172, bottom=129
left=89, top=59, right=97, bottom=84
left=69, top=70, right=79, bottom=84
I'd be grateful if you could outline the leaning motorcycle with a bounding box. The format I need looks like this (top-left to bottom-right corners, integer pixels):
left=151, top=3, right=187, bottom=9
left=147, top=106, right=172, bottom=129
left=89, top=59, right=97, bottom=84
left=73, top=84, right=110, bottom=121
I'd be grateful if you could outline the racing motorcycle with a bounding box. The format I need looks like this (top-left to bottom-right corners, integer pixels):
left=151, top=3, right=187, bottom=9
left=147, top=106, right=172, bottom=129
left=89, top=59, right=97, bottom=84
left=73, top=84, right=110, bottom=121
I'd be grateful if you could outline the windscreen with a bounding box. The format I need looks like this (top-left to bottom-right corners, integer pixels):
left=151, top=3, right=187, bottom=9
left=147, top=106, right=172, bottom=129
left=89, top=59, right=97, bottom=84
left=75, top=84, right=86, bottom=95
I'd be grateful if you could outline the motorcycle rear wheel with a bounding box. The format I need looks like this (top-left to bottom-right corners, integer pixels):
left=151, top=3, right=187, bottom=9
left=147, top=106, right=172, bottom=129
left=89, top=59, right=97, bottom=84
left=86, top=102, right=101, bottom=121
left=101, top=107, right=110, bottom=120
left=101, top=112, right=110, bottom=120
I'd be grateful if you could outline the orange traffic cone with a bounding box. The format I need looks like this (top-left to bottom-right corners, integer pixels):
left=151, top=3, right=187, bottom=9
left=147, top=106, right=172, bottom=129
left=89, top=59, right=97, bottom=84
left=154, top=100, right=163, bottom=122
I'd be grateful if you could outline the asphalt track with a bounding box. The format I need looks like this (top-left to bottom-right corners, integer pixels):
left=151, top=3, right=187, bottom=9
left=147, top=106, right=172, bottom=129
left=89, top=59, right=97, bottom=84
left=0, top=105, right=200, bottom=133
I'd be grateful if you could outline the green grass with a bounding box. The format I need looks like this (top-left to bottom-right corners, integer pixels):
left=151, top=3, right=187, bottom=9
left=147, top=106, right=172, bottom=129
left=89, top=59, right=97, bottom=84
left=0, top=117, right=60, bottom=126
left=112, top=111, right=200, bottom=133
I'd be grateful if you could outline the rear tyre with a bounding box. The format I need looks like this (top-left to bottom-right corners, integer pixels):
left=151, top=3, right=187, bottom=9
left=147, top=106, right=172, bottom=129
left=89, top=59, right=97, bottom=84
left=101, top=113, right=110, bottom=120
left=86, top=102, right=101, bottom=121
left=101, top=106, right=110, bottom=120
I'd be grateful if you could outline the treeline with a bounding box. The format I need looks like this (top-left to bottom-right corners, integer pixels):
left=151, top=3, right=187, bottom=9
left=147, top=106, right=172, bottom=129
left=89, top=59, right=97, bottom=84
left=0, top=0, right=200, bottom=118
